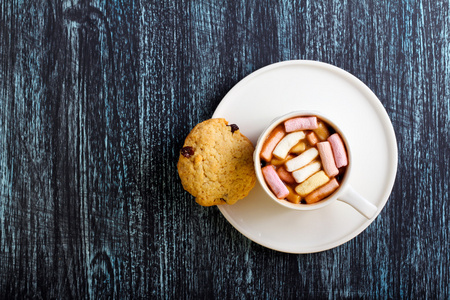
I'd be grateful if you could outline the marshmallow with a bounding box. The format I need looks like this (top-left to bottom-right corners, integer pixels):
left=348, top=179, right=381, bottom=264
left=317, top=141, right=339, bottom=177
left=328, top=133, right=348, bottom=168
left=285, top=147, right=319, bottom=172
left=276, top=166, right=296, bottom=184
left=262, top=165, right=289, bottom=199
left=290, top=142, right=306, bottom=154
left=306, top=131, right=319, bottom=146
left=272, top=131, right=305, bottom=159
left=313, top=121, right=330, bottom=141
left=260, top=125, right=285, bottom=162
left=305, top=178, right=340, bottom=204
left=285, top=185, right=301, bottom=204
left=292, top=161, right=322, bottom=183
left=295, top=170, right=329, bottom=197
left=270, top=154, right=294, bottom=166
left=284, top=116, right=318, bottom=132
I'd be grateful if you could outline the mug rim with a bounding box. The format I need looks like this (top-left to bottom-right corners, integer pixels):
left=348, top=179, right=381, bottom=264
left=253, top=110, right=353, bottom=211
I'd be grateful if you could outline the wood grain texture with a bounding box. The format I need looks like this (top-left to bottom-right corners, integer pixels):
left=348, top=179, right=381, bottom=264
left=0, top=0, right=449, bottom=298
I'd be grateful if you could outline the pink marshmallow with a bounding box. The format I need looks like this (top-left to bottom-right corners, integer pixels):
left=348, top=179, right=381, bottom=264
left=284, top=116, right=318, bottom=132
left=317, top=141, right=339, bottom=177
left=276, top=166, right=296, bottom=184
left=328, top=133, right=348, bottom=168
left=261, top=165, right=289, bottom=199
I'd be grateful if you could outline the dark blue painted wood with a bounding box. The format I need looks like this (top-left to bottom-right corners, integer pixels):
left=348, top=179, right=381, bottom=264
left=0, top=0, right=449, bottom=298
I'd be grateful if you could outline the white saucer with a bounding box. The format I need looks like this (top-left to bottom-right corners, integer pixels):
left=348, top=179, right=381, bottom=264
left=212, top=60, right=397, bottom=253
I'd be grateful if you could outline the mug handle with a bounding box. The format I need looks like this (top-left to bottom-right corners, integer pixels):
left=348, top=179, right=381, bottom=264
left=338, top=185, right=378, bottom=219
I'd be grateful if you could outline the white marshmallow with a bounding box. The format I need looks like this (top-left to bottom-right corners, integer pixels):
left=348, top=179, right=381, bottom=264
left=285, top=147, right=319, bottom=172
left=272, top=131, right=305, bottom=159
left=292, top=161, right=322, bottom=183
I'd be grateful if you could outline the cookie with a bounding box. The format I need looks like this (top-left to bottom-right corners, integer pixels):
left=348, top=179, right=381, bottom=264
left=177, top=118, right=256, bottom=206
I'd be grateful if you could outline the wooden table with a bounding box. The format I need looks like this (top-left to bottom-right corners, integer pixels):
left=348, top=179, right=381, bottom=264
left=1, top=0, right=449, bottom=298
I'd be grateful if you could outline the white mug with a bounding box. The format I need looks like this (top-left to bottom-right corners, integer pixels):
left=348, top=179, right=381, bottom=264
left=253, top=110, right=378, bottom=219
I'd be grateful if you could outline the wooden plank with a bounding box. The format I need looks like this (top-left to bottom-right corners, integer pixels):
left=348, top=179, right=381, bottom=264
left=0, top=0, right=448, bottom=298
